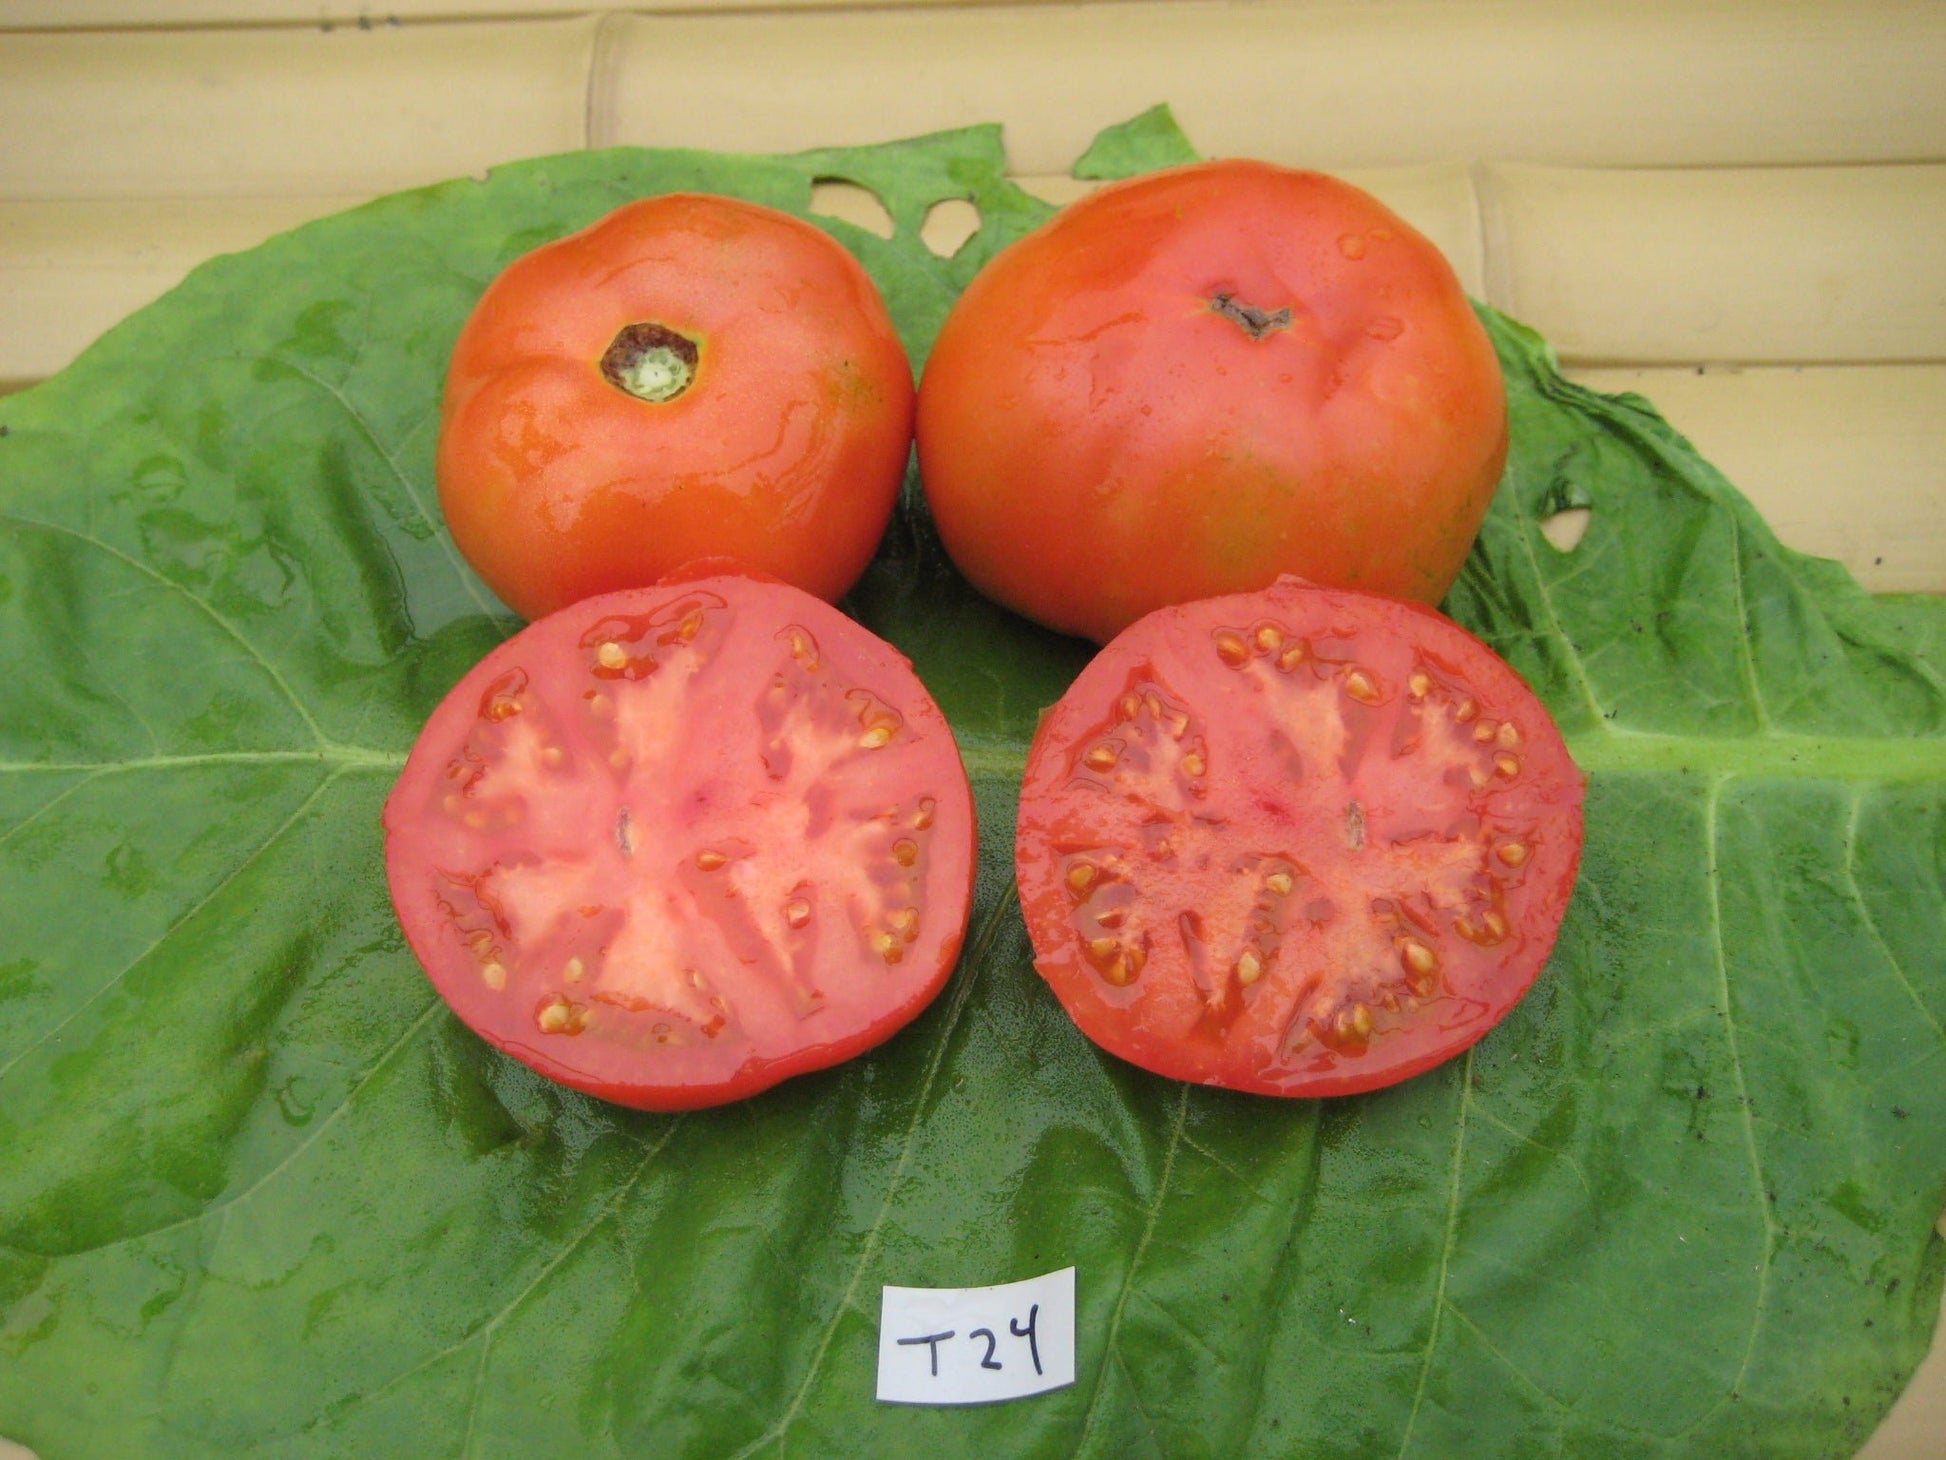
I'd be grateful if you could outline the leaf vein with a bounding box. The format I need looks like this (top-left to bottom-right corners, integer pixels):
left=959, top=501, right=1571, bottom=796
left=729, top=883, right=1019, bottom=1458
left=0, top=511, right=330, bottom=746
left=1695, top=776, right=1779, bottom=1426
left=458, top=1116, right=689, bottom=1459
left=1397, top=1049, right=1474, bottom=1459
left=1844, top=788, right=1946, bottom=1047
left=0, top=765, right=343, bottom=1088
left=258, top=352, right=496, bottom=619
left=1076, top=1082, right=1191, bottom=1451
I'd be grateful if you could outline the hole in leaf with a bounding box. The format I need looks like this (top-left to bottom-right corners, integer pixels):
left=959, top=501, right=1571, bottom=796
left=1540, top=508, right=1592, bottom=553
left=919, top=198, right=981, bottom=258
left=809, top=178, right=894, bottom=240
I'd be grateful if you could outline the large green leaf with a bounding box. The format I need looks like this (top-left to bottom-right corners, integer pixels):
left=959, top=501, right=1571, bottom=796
left=1, top=114, right=1942, bottom=1459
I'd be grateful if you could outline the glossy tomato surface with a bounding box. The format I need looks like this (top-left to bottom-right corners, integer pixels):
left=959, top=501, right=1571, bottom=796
left=439, top=194, right=915, bottom=621
left=917, top=160, right=1508, bottom=644
left=1016, top=578, right=1583, bottom=1097
left=383, top=574, right=976, bottom=1110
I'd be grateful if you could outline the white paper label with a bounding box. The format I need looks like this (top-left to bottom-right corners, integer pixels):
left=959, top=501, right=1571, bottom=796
left=875, top=1267, right=1076, bottom=1405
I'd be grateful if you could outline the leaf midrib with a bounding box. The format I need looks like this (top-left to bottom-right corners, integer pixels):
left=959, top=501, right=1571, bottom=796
left=957, top=727, right=1946, bottom=786
left=0, top=747, right=405, bottom=775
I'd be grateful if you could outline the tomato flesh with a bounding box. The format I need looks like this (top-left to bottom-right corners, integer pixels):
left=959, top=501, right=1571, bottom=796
left=1015, top=579, right=1583, bottom=1097
left=384, top=575, right=976, bottom=1110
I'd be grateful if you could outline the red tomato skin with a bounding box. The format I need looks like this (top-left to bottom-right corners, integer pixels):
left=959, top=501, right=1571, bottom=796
left=439, top=194, right=915, bottom=622
left=917, top=161, right=1508, bottom=644
left=1015, top=578, right=1583, bottom=1098
left=384, top=575, right=977, bottom=1111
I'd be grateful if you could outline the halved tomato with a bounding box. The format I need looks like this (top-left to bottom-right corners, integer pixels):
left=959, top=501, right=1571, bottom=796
left=383, top=573, right=976, bottom=1111
left=1015, top=578, right=1584, bottom=1097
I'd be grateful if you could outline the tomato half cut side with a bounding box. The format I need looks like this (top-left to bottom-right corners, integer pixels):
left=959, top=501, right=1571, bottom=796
left=383, top=574, right=977, bottom=1111
left=1015, top=578, right=1584, bottom=1098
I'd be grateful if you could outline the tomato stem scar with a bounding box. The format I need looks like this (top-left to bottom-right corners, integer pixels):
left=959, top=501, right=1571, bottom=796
left=1209, top=292, right=1293, bottom=340
left=601, top=322, right=699, bottom=403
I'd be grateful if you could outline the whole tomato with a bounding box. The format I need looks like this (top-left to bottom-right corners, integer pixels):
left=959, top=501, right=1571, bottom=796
left=915, top=161, right=1508, bottom=644
left=439, top=194, right=915, bottom=621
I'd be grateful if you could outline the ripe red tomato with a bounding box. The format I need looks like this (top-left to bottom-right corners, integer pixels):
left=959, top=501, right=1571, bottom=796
left=916, top=160, right=1508, bottom=644
left=383, top=572, right=976, bottom=1111
left=1015, top=578, right=1583, bottom=1097
left=438, top=194, right=915, bottom=622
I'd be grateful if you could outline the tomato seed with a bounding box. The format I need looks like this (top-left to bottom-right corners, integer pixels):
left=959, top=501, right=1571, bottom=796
left=481, top=962, right=507, bottom=990
left=1215, top=631, right=1251, bottom=665
left=1345, top=670, right=1380, bottom=704
left=1494, top=753, right=1522, bottom=779
left=1474, top=721, right=1497, bottom=743
left=914, top=798, right=936, bottom=830
left=858, top=725, right=894, bottom=749
left=1255, top=624, right=1284, bottom=652
left=563, top=957, right=584, bottom=983
left=1180, top=752, right=1206, bottom=778
left=1066, top=862, right=1097, bottom=895
left=1497, top=841, right=1530, bottom=867
left=785, top=898, right=812, bottom=929
left=1084, top=743, right=1119, bottom=771
left=1408, top=671, right=1432, bottom=698
left=695, top=849, right=728, bottom=871
left=1455, top=698, right=1478, bottom=722
left=1277, top=642, right=1309, bottom=671
left=1237, top=949, right=1265, bottom=985
left=1400, top=939, right=1437, bottom=978
left=1265, top=871, right=1294, bottom=896
left=596, top=641, right=628, bottom=670
left=893, top=838, right=919, bottom=867
left=537, top=997, right=588, bottom=1035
